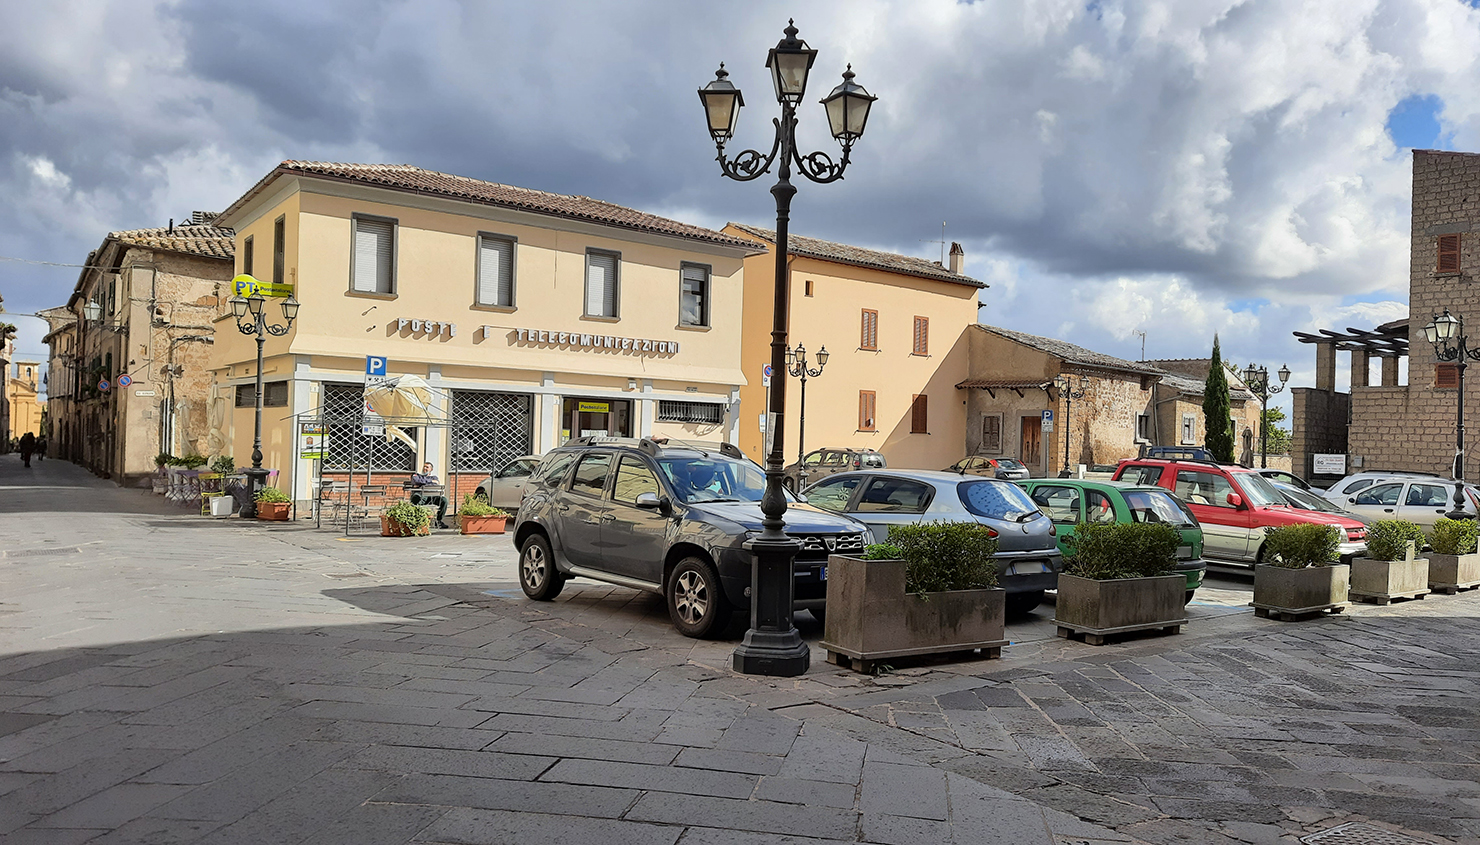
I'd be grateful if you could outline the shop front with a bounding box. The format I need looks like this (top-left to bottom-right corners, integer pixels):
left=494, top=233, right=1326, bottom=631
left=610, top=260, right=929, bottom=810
left=563, top=397, right=632, bottom=440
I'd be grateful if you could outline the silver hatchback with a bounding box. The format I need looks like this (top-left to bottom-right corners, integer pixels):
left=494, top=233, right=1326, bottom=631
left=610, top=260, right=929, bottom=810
left=802, top=469, right=1062, bottom=615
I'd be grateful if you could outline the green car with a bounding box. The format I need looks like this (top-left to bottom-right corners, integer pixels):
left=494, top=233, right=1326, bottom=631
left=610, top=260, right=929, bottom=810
left=1016, top=479, right=1207, bottom=604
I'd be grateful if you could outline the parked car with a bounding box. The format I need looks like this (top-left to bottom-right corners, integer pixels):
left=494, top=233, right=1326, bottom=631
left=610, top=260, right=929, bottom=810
left=511, top=437, right=868, bottom=638
left=801, top=469, right=1062, bottom=615
left=1112, top=458, right=1367, bottom=566
left=473, top=455, right=541, bottom=512
left=1017, top=479, right=1207, bottom=604
left=1320, top=470, right=1450, bottom=504
left=1334, top=477, right=1480, bottom=529
left=782, top=448, right=886, bottom=492
left=1271, top=481, right=1372, bottom=525
left=1256, top=468, right=1310, bottom=490
left=945, top=455, right=1031, bottom=480
left=1137, top=445, right=1215, bottom=461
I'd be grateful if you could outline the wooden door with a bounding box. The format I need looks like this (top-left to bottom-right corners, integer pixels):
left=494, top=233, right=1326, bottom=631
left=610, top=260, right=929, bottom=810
left=1020, top=416, right=1042, bottom=471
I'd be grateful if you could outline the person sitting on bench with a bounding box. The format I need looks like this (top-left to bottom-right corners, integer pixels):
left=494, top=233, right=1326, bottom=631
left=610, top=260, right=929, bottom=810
left=409, top=462, right=449, bottom=528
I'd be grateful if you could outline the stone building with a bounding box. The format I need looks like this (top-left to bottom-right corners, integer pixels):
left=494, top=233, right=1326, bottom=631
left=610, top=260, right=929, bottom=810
left=958, top=325, right=1161, bottom=476
left=1292, top=149, right=1478, bottom=481
left=1142, top=358, right=1264, bottom=464
left=49, top=216, right=233, bottom=483
left=5, top=359, right=43, bottom=440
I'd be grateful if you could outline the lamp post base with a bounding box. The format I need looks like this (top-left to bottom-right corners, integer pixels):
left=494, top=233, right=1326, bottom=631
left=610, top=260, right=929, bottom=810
left=733, top=535, right=811, bottom=677
left=732, top=631, right=811, bottom=676
left=241, top=467, right=270, bottom=518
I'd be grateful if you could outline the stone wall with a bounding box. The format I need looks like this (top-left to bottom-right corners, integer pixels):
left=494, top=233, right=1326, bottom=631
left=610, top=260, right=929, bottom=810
left=1056, top=371, right=1154, bottom=474
left=1291, top=388, right=1349, bottom=480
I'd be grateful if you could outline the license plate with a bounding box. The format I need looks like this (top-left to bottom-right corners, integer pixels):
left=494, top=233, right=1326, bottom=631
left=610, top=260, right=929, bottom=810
left=820, top=566, right=827, bottom=581
left=1177, top=545, right=1193, bottom=560
left=1009, top=561, right=1048, bottom=576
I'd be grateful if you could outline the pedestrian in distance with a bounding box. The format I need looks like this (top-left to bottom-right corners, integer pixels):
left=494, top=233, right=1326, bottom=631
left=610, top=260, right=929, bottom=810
left=36, top=437, right=45, bottom=462
left=18, top=431, right=36, bottom=468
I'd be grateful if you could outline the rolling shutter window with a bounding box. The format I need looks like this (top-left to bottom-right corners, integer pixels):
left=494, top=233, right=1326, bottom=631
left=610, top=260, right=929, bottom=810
left=983, top=414, right=1002, bottom=453
left=1438, top=234, right=1461, bottom=273
left=912, top=316, right=929, bottom=355
left=1437, top=363, right=1460, bottom=389
left=861, top=309, right=879, bottom=350
left=911, top=394, right=928, bottom=433
left=478, top=235, right=515, bottom=307
left=859, top=390, right=876, bottom=431
left=586, top=252, right=619, bottom=317
left=352, top=217, right=395, bottom=294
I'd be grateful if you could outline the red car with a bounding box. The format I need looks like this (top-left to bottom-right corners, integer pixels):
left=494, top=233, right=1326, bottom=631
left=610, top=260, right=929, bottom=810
left=1113, top=458, right=1367, bottom=567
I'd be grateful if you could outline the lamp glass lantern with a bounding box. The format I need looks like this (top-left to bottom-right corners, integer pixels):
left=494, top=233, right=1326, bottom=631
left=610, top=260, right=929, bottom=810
left=82, top=301, right=101, bottom=322
left=280, top=295, right=300, bottom=323
left=1435, top=310, right=1460, bottom=342
left=246, top=293, right=265, bottom=317
left=816, top=346, right=829, bottom=367
left=1277, top=364, right=1291, bottom=384
left=698, top=65, right=744, bottom=142
left=820, top=66, right=877, bottom=142
left=1244, top=364, right=1259, bottom=386
left=229, top=296, right=248, bottom=319
left=766, top=22, right=817, bottom=104
left=1424, top=320, right=1439, bottom=345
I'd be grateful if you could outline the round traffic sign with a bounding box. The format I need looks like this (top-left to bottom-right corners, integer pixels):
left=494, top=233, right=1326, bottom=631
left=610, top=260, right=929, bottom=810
left=117, top=374, right=133, bottom=387
left=98, top=380, right=110, bottom=391
left=763, top=364, right=774, bottom=378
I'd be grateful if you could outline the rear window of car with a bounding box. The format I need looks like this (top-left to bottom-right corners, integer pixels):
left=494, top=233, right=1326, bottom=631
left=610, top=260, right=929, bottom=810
left=1339, top=478, right=1376, bottom=495
left=1119, top=465, right=1163, bottom=486
left=994, top=458, right=1026, bottom=470
left=532, top=452, right=577, bottom=486
left=958, top=480, right=1039, bottom=520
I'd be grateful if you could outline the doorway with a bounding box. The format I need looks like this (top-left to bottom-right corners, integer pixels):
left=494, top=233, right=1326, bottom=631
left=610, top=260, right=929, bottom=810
left=1020, top=415, right=1043, bottom=475
left=562, top=398, right=632, bottom=442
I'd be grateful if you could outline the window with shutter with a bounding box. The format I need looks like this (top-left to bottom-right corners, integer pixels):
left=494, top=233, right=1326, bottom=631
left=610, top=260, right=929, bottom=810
left=272, top=216, right=285, bottom=286
left=586, top=251, right=620, bottom=318
left=1437, top=362, right=1460, bottom=389
left=680, top=263, right=710, bottom=327
left=982, top=414, right=1002, bottom=453
left=859, top=390, right=876, bottom=431
left=911, top=394, right=928, bottom=433
left=912, top=316, right=929, bottom=355
left=1438, top=234, right=1461, bottom=273
left=477, top=235, right=516, bottom=307
left=861, top=309, right=879, bottom=350
left=351, top=216, right=395, bottom=294
left=243, top=236, right=254, bottom=277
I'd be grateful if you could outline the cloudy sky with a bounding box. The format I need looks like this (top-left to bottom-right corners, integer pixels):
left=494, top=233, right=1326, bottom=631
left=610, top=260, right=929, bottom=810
left=4, top=0, right=1480, bottom=414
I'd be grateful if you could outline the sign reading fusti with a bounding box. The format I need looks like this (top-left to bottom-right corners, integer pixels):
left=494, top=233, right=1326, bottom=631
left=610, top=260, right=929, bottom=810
left=498, top=327, right=679, bottom=355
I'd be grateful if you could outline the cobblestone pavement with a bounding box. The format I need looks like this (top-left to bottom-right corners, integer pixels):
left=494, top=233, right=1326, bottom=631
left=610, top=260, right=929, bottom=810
left=2, top=454, right=1477, bottom=844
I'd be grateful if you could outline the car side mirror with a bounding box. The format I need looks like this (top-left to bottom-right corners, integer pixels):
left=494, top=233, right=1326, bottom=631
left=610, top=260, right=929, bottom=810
left=1226, top=492, right=1244, bottom=509
left=635, top=492, right=665, bottom=510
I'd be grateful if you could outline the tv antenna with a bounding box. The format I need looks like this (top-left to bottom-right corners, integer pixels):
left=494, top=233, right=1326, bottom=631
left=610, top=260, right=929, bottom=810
left=920, top=222, right=946, bottom=265
left=1134, top=330, right=1146, bottom=361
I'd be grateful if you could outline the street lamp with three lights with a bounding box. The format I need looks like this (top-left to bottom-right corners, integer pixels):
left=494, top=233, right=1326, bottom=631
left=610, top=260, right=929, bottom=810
left=228, top=287, right=300, bottom=516
left=1242, top=363, right=1290, bottom=469
left=1423, top=309, right=1480, bottom=520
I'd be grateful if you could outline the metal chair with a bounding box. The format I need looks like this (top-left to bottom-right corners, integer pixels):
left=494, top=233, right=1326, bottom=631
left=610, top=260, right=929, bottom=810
left=316, top=480, right=350, bottom=522
left=352, top=484, right=389, bottom=528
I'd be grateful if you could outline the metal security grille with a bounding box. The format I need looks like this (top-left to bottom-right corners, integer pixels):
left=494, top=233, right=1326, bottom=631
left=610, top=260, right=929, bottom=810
left=321, top=383, right=417, bottom=471
left=656, top=400, right=723, bottom=425
left=450, top=390, right=533, bottom=472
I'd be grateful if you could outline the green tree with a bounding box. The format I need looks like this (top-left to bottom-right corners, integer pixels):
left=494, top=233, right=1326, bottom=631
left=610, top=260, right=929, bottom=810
left=1203, top=335, right=1234, bottom=462
left=1261, top=407, right=1291, bottom=455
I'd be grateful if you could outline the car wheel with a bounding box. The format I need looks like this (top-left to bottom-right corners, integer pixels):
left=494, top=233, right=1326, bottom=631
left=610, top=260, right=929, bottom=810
left=519, top=533, right=565, bottom=601
left=1184, top=590, right=1195, bottom=605
left=667, top=556, right=731, bottom=639
left=1005, top=590, right=1044, bottom=617
left=809, top=606, right=826, bottom=625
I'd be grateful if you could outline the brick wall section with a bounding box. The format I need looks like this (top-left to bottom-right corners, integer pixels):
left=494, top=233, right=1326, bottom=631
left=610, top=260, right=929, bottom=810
left=319, top=471, right=492, bottom=513
left=1291, top=388, right=1349, bottom=479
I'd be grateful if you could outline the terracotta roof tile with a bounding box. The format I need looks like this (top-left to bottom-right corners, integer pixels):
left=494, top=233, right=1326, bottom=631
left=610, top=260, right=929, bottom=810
left=727, top=223, right=986, bottom=288
left=109, top=226, right=234, bottom=261
left=973, top=325, right=1162, bottom=376
left=955, top=378, right=1054, bottom=390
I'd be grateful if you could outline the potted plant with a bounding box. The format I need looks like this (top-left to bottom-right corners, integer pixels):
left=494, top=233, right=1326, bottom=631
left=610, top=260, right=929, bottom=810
left=820, top=522, right=1005, bottom=673
left=1428, top=517, right=1480, bottom=594
left=1252, top=523, right=1349, bottom=620
left=210, top=455, right=235, bottom=474
left=1351, top=519, right=1429, bottom=605
left=1053, top=522, right=1186, bottom=645
left=254, top=486, right=292, bottom=521
left=458, top=494, right=510, bottom=535
left=381, top=500, right=431, bottom=537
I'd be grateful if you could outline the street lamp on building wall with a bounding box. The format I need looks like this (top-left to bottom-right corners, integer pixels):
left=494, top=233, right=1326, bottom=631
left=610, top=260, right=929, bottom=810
left=699, top=20, right=876, bottom=677
left=1053, top=374, right=1087, bottom=478
left=786, top=343, right=828, bottom=470
left=228, top=289, right=299, bottom=517
left=1242, top=363, right=1290, bottom=470
left=1423, top=309, right=1480, bottom=519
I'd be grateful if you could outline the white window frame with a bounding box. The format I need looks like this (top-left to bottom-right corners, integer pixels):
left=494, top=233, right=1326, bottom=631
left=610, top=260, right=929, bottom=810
left=475, top=232, right=517, bottom=309
left=679, top=262, right=711, bottom=328
left=1136, top=412, right=1150, bottom=442
left=1180, top=413, right=1196, bottom=445
left=585, top=249, right=621, bottom=319
left=350, top=214, right=397, bottom=295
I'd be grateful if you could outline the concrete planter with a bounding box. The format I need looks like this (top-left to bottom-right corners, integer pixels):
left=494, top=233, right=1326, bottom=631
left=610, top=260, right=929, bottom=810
left=459, top=514, right=509, bottom=535
left=1427, top=552, right=1480, bottom=594
left=380, top=515, right=429, bottom=537
left=209, top=495, right=236, bottom=518
left=1351, top=557, right=1429, bottom=605
left=1252, top=564, right=1349, bottom=621
left=1053, top=573, right=1186, bottom=645
left=255, top=502, right=291, bottom=521
left=819, top=554, right=1006, bottom=673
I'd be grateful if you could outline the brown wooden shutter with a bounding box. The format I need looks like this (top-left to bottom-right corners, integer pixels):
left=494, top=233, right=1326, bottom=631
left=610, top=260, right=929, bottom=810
left=912, top=316, right=929, bottom=355
left=1437, top=362, right=1460, bottom=389
left=861, top=309, right=879, bottom=349
left=1438, top=234, right=1461, bottom=273
left=911, top=394, right=928, bottom=433
left=983, top=415, right=1002, bottom=452
left=859, top=390, right=876, bottom=431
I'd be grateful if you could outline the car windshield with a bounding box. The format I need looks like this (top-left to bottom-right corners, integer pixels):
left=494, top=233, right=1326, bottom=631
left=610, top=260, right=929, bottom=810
left=659, top=455, right=782, bottom=504
left=1123, top=490, right=1196, bottom=526
left=1233, top=472, right=1285, bottom=507
left=1279, top=485, right=1340, bottom=513
left=958, top=480, right=1040, bottom=521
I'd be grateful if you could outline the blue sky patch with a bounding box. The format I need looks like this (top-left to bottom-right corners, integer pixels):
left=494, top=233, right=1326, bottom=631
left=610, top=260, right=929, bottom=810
left=1387, top=94, right=1445, bottom=149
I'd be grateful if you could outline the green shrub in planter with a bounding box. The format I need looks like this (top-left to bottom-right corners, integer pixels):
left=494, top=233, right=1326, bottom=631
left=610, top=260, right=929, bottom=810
left=385, top=500, right=431, bottom=530
left=254, top=487, right=291, bottom=504
left=1366, top=519, right=1426, bottom=561
left=1064, top=522, right=1180, bottom=580
left=154, top=452, right=174, bottom=469
left=863, top=543, right=903, bottom=561
left=210, top=455, right=235, bottom=474
left=459, top=494, right=507, bottom=518
left=1262, top=523, right=1341, bottom=569
left=1430, top=517, right=1478, bottom=556
left=882, top=523, right=998, bottom=594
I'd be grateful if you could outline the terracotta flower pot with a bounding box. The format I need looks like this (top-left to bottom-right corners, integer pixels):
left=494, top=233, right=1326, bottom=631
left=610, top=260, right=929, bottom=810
left=256, top=502, right=291, bottom=521
left=380, top=515, right=430, bottom=537
left=459, top=514, right=509, bottom=535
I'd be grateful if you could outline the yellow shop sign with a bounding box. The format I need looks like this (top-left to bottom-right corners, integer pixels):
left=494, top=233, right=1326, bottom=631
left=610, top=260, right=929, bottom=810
left=578, top=401, right=610, bottom=414
left=232, top=274, right=295, bottom=298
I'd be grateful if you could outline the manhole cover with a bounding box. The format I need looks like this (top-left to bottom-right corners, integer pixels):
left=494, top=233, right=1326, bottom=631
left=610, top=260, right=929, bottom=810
left=1301, top=823, right=1436, bottom=844
left=6, top=548, right=79, bottom=558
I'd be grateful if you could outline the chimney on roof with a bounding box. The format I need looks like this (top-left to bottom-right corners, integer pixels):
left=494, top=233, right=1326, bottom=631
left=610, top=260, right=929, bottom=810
left=948, top=242, right=964, bottom=274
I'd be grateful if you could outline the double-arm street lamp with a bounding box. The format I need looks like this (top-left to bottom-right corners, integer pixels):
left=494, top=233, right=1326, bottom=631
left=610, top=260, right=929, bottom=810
left=1423, top=309, right=1480, bottom=519
left=700, top=20, right=876, bottom=677
left=1242, top=363, right=1290, bottom=469
left=228, top=289, right=299, bottom=517
left=1054, top=374, right=1087, bottom=478
left=786, top=342, right=829, bottom=468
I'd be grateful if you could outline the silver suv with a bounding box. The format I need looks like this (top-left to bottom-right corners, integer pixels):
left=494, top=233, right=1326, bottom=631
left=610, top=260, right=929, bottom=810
left=512, top=437, right=869, bottom=638
left=783, top=448, right=886, bottom=492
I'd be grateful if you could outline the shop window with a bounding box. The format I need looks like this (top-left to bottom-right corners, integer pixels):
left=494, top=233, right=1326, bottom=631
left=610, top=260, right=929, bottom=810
left=272, top=215, right=285, bottom=286
left=235, top=382, right=288, bottom=408
left=657, top=400, right=723, bottom=424
left=680, top=263, right=710, bottom=327
left=450, top=390, right=532, bottom=472
left=911, top=394, right=928, bottom=434
left=859, top=390, right=876, bottom=431
left=351, top=215, right=396, bottom=294
left=585, top=250, right=620, bottom=318
left=477, top=234, right=516, bottom=308
left=912, top=316, right=929, bottom=355
left=860, top=309, right=878, bottom=350
left=1438, top=234, right=1460, bottom=273
left=982, top=414, right=1003, bottom=453
left=321, top=383, right=415, bottom=471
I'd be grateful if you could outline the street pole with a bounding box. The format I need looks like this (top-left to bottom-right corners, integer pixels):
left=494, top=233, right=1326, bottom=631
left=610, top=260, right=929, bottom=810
left=230, top=287, right=299, bottom=518
left=1242, top=364, right=1288, bottom=470
left=1054, top=374, right=1086, bottom=478
left=787, top=343, right=828, bottom=464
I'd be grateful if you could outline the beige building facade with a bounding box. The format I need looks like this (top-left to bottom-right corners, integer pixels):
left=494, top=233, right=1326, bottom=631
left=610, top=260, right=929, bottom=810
left=211, top=161, right=757, bottom=505
left=6, top=359, right=43, bottom=440
left=724, top=226, right=983, bottom=471
left=1143, top=359, right=1262, bottom=464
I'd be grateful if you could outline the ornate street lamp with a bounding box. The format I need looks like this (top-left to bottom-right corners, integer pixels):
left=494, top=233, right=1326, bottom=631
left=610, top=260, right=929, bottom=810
left=700, top=20, right=876, bottom=677
left=1242, top=363, right=1290, bottom=469
left=786, top=343, right=829, bottom=477
left=1423, top=309, right=1480, bottom=519
left=229, top=283, right=299, bottom=516
left=1053, top=374, right=1088, bottom=477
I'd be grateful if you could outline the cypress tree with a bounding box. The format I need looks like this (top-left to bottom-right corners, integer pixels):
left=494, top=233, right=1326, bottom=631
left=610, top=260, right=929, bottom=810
left=1203, top=335, right=1234, bottom=462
